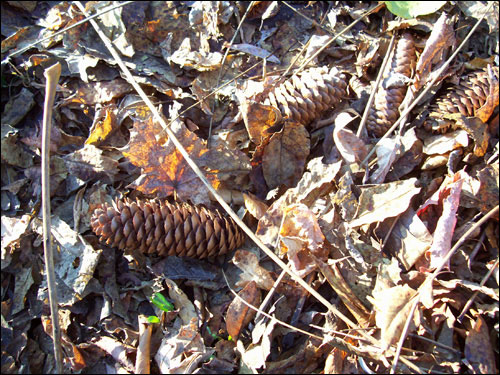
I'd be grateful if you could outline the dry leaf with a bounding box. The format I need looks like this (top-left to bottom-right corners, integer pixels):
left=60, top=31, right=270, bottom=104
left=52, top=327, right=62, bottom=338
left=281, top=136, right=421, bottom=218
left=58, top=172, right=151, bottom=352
left=232, top=250, right=275, bottom=290
left=368, top=284, right=418, bottom=351
left=243, top=192, right=269, bottom=220
left=464, top=315, right=498, bottom=374
left=417, top=171, right=465, bottom=271
left=414, top=12, right=456, bottom=90
left=262, top=121, right=310, bottom=190
left=280, top=204, right=327, bottom=277
left=333, top=112, right=368, bottom=164
left=349, top=178, right=421, bottom=228
left=226, top=281, right=261, bottom=340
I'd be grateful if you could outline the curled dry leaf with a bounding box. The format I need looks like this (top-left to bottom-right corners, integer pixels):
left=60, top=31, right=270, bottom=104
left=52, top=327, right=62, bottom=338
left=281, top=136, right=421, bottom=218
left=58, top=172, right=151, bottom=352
left=370, top=137, right=399, bottom=184
left=226, top=281, right=261, bottom=340
left=155, top=317, right=213, bottom=374
left=417, top=171, right=464, bottom=271
left=242, top=192, right=269, bottom=220
left=280, top=204, right=327, bottom=277
left=332, top=112, right=368, bottom=164
left=312, top=254, right=371, bottom=327
left=385, top=208, right=433, bottom=271
left=242, top=102, right=282, bottom=145
left=256, top=158, right=341, bottom=247
left=414, top=12, right=456, bottom=90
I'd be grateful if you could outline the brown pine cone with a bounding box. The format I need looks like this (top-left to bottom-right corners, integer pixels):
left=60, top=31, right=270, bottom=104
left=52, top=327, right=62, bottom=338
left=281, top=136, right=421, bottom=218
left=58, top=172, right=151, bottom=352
left=425, top=66, right=499, bottom=132
left=91, top=198, right=245, bottom=259
left=262, top=66, right=348, bottom=126
left=366, top=33, right=415, bottom=137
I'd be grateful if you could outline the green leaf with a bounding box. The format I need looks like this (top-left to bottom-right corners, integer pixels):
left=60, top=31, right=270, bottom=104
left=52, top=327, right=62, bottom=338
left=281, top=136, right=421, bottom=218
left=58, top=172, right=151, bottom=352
left=206, top=326, right=222, bottom=341
left=147, top=315, right=160, bottom=324
left=151, top=293, right=175, bottom=312
left=385, top=1, right=447, bottom=19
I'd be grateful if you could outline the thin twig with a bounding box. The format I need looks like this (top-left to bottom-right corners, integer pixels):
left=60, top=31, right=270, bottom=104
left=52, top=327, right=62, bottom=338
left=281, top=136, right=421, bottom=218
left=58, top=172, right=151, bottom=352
left=42, top=62, right=63, bottom=373
left=457, top=257, right=499, bottom=323
left=361, top=1, right=495, bottom=167
left=208, top=1, right=255, bottom=144
left=390, top=297, right=419, bottom=374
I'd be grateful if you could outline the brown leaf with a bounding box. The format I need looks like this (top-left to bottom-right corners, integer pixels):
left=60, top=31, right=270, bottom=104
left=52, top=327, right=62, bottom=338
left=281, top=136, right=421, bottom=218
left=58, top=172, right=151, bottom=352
left=414, top=12, right=456, bottom=90
left=476, top=163, right=499, bottom=216
left=242, top=192, right=269, bottom=220
left=368, top=284, right=418, bottom=351
left=349, top=178, right=421, bottom=228
left=85, top=104, right=119, bottom=145
left=464, top=315, right=498, bottom=374
left=384, top=208, right=433, bottom=271
left=122, top=106, right=221, bottom=204
left=226, top=281, right=261, bottom=340
left=280, top=204, right=327, bottom=277
left=256, top=158, right=341, bottom=247
left=62, top=78, right=133, bottom=106
left=241, top=102, right=282, bottom=145
left=63, top=144, right=119, bottom=182
left=312, top=255, right=371, bottom=327
left=417, top=171, right=465, bottom=271
left=262, top=121, right=310, bottom=190
left=332, top=112, right=368, bottom=164
left=232, top=250, right=275, bottom=290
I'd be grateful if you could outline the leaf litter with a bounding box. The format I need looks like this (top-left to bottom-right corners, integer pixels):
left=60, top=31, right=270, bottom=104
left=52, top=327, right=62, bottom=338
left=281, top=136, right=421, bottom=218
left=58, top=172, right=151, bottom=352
left=1, top=1, right=499, bottom=373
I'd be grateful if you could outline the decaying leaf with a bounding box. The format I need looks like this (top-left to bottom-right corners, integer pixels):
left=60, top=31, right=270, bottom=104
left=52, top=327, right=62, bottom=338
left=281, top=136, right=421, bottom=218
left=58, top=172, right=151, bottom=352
left=417, top=171, right=465, bottom=271
left=122, top=103, right=249, bottom=205
left=262, top=121, right=310, bottom=190
left=414, top=12, right=456, bottom=90
left=333, top=112, right=368, bottom=164
left=464, top=315, right=498, bottom=374
left=349, top=178, right=421, bottom=228
left=232, top=250, right=275, bottom=290
left=280, top=204, right=327, bottom=277
left=368, top=284, right=419, bottom=351
left=226, top=281, right=261, bottom=340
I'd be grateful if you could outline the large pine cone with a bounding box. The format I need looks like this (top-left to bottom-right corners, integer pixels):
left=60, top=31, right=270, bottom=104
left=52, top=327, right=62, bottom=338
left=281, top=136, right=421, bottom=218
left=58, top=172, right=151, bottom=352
left=366, top=33, right=415, bottom=137
left=425, top=66, right=499, bottom=132
left=262, top=66, right=348, bottom=126
left=91, top=198, right=245, bottom=259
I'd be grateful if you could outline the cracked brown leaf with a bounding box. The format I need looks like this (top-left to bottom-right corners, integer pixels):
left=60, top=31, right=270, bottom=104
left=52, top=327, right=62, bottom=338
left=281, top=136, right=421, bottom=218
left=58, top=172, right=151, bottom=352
left=262, top=121, right=310, bottom=190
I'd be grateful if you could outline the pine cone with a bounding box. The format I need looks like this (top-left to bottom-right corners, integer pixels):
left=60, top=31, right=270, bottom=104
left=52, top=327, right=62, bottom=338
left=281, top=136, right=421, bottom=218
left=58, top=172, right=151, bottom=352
left=366, top=33, right=415, bottom=137
left=91, top=198, right=245, bottom=259
left=425, top=66, right=499, bottom=132
left=262, top=66, right=348, bottom=125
